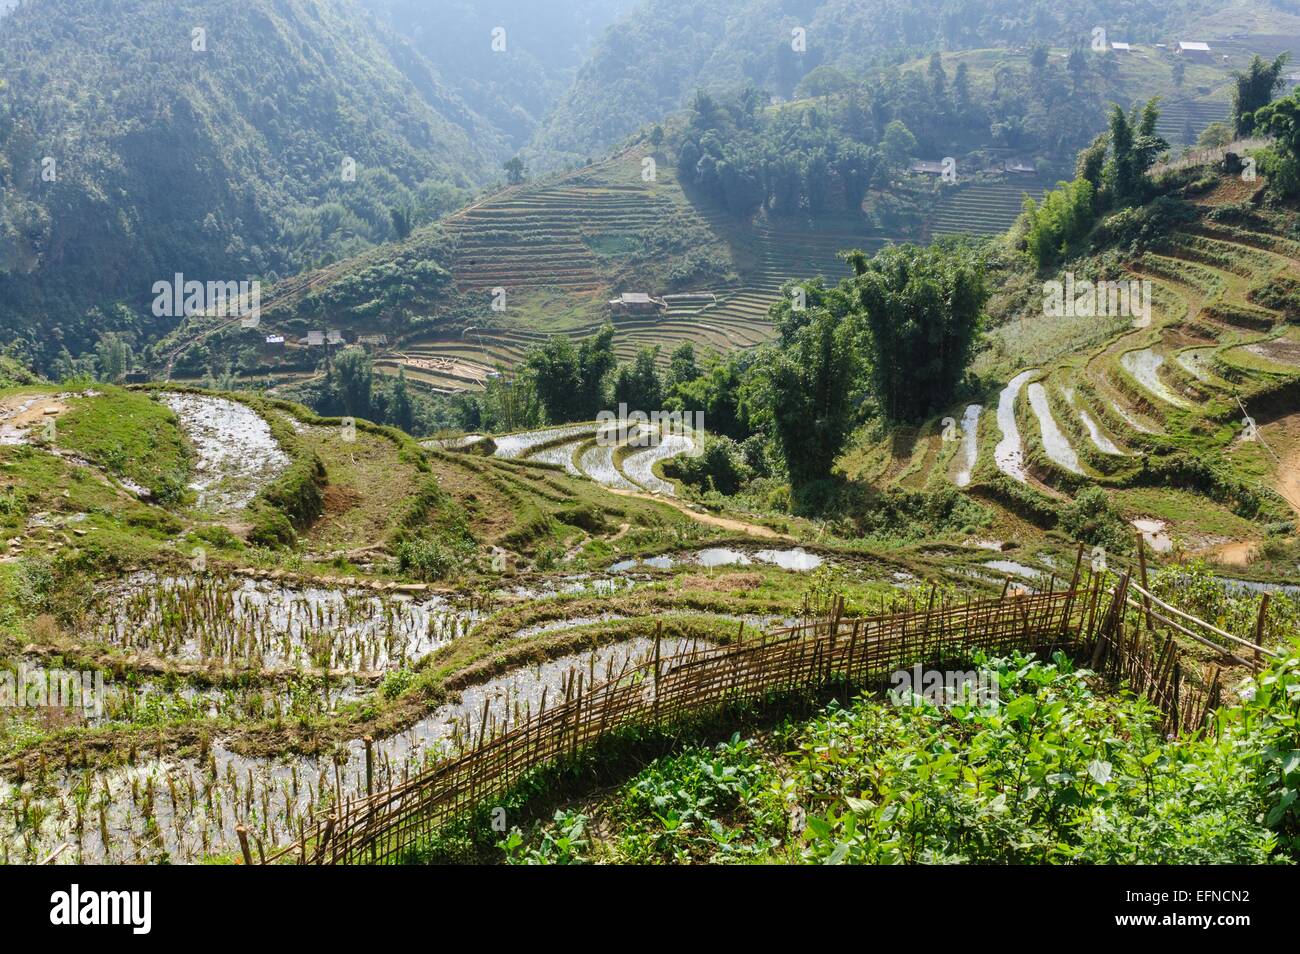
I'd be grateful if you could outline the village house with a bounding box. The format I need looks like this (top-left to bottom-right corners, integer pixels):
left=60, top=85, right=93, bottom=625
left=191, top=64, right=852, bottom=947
left=608, top=292, right=667, bottom=315
left=909, top=159, right=947, bottom=175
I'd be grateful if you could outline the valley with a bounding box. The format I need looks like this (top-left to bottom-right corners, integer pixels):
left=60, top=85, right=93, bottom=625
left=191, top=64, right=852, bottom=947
left=2, top=0, right=1300, bottom=879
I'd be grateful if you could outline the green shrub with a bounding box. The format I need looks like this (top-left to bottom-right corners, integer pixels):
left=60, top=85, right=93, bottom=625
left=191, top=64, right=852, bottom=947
left=502, top=811, right=590, bottom=865
left=395, top=537, right=459, bottom=581
left=1057, top=486, right=1130, bottom=552
left=248, top=508, right=296, bottom=549
left=668, top=434, right=752, bottom=495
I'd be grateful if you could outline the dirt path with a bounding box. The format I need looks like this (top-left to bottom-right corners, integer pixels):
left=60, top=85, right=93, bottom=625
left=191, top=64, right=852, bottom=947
left=1202, top=540, right=1259, bottom=566
left=1276, top=444, right=1300, bottom=516
left=0, top=392, right=67, bottom=442
left=608, top=487, right=791, bottom=540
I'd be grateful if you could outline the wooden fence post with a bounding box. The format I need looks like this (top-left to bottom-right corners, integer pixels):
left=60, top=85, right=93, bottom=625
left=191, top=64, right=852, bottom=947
left=364, top=735, right=374, bottom=799
left=1136, top=533, right=1152, bottom=631
left=652, top=622, right=663, bottom=724
left=236, top=824, right=253, bottom=866
left=1253, top=593, right=1270, bottom=671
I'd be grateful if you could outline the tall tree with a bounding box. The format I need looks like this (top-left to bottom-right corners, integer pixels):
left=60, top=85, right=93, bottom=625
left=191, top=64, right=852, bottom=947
left=665, top=343, right=700, bottom=391
left=846, top=243, right=987, bottom=423
left=577, top=324, right=618, bottom=418
left=526, top=336, right=584, bottom=423
left=928, top=52, right=947, bottom=100
left=1232, top=54, right=1289, bottom=136
left=613, top=346, right=663, bottom=411
left=333, top=347, right=374, bottom=419
left=503, top=156, right=527, bottom=185
left=388, top=366, right=414, bottom=432
left=766, top=309, right=865, bottom=486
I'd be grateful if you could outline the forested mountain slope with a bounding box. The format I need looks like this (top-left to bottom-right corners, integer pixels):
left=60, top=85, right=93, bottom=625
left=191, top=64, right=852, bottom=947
left=0, top=0, right=503, bottom=369
left=359, top=0, right=638, bottom=156
left=533, top=0, right=1227, bottom=161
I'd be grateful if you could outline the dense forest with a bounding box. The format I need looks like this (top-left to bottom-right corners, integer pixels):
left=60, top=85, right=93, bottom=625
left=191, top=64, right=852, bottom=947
left=534, top=0, right=1225, bottom=161
left=0, top=0, right=510, bottom=369
left=0, top=0, right=632, bottom=372
left=672, top=46, right=1142, bottom=220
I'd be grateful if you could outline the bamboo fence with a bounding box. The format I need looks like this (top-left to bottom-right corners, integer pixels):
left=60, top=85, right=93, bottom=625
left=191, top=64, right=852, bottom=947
left=256, top=559, right=1266, bottom=865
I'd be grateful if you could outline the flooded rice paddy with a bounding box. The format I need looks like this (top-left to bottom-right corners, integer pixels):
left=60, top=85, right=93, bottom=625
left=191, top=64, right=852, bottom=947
left=163, top=393, right=290, bottom=513
left=952, top=404, right=982, bottom=488
left=90, top=573, right=478, bottom=673
left=1027, top=383, right=1082, bottom=475
left=994, top=371, right=1035, bottom=483
left=1, top=637, right=707, bottom=864
left=1120, top=350, right=1192, bottom=409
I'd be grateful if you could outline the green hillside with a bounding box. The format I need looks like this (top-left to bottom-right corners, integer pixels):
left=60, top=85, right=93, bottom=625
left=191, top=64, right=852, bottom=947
left=8, top=1, right=1300, bottom=875
left=0, top=0, right=504, bottom=369
left=534, top=0, right=1225, bottom=161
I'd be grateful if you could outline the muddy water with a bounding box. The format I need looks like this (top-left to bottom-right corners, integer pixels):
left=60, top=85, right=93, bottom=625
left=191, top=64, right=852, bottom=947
left=690, top=547, right=824, bottom=571
left=1065, top=388, right=1127, bottom=456
left=1217, top=578, right=1300, bottom=597
left=526, top=439, right=584, bottom=475
left=994, top=371, right=1036, bottom=483
left=1027, top=383, right=1083, bottom=474
left=1177, top=348, right=1217, bottom=382
left=578, top=441, right=639, bottom=490
left=609, top=555, right=675, bottom=572
left=511, top=613, right=632, bottom=640
left=622, top=432, right=695, bottom=496
left=93, top=573, right=478, bottom=672
left=1132, top=518, right=1174, bottom=553
left=1120, top=349, right=1191, bottom=408
left=163, top=393, right=290, bottom=513
left=953, top=404, right=982, bottom=487
left=1109, top=397, right=1161, bottom=435
left=0, top=395, right=42, bottom=446
left=41, top=670, right=369, bottom=728
left=0, top=637, right=709, bottom=864
left=754, top=548, right=824, bottom=571
left=500, top=575, right=638, bottom=601
left=983, top=560, right=1044, bottom=580
left=493, top=424, right=596, bottom=459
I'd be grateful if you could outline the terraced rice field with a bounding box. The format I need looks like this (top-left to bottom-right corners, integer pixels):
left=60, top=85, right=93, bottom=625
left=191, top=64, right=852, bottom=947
left=951, top=404, right=982, bottom=488
left=373, top=157, right=919, bottom=391
left=163, top=392, right=289, bottom=515
left=1154, top=97, right=1231, bottom=147
left=93, top=573, right=477, bottom=673
left=1, top=631, right=706, bottom=864
left=1027, top=382, right=1083, bottom=475
left=870, top=181, right=1300, bottom=535
left=1064, top=387, right=1128, bottom=456
left=482, top=420, right=699, bottom=497
left=928, top=177, right=1053, bottom=239
left=994, top=371, right=1036, bottom=483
